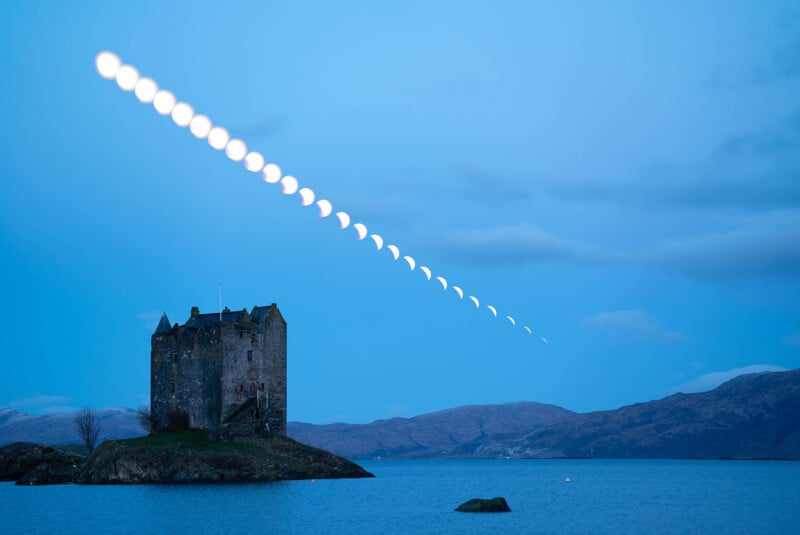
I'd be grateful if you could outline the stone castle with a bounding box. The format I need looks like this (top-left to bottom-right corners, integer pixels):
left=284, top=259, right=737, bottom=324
left=150, top=304, right=287, bottom=435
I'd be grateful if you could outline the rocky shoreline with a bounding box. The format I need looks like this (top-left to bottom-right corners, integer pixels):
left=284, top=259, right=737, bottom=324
left=2, top=431, right=373, bottom=485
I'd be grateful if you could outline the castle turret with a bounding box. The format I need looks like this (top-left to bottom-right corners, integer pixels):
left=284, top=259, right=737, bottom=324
left=154, top=312, right=172, bottom=334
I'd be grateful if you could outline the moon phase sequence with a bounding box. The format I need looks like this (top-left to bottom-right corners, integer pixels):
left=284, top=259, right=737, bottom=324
left=95, top=51, right=545, bottom=344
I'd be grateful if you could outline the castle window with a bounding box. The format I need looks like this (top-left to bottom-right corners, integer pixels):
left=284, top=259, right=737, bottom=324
left=261, top=382, right=265, bottom=390
left=170, top=382, right=175, bottom=393
left=173, top=353, right=178, bottom=364
left=247, top=350, right=253, bottom=362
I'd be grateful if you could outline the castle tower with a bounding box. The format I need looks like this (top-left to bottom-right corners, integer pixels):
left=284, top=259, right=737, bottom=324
left=150, top=304, right=287, bottom=435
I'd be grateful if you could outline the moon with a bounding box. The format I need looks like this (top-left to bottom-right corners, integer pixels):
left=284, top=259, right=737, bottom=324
left=299, top=188, right=315, bottom=206
left=207, top=126, right=229, bottom=150
left=189, top=115, right=212, bottom=139
left=244, top=151, right=266, bottom=173
left=171, top=102, right=194, bottom=127
left=353, top=223, right=367, bottom=240
left=153, top=90, right=177, bottom=116
left=95, top=51, right=121, bottom=79
left=226, top=139, right=247, bottom=162
left=317, top=199, right=332, bottom=217
left=97, top=51, right=546, bottom=345
left=262, top=163, right=282, bottom=184
left=281, top=175, right=299, bottom=195
left=134, top=77, right=158, bottom=103
left=336, top=211, right=351, bottom=229
left=115, top=64, right=139, bottom=91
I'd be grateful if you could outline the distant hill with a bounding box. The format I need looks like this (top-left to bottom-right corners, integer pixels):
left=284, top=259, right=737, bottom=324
left=512, top=369, right=800, bottom=459
left=288, top=402, right=574, bottom=458
left=288, top=370, right=800, bottom=459
left=0, top=408, right=145, bottom=446
left=3, top=370, right=798, bottom=459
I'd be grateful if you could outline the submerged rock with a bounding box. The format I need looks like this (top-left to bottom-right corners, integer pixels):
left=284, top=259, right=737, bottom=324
left=455, top=497, right=511, bottom=513
left=73, top=430, right=374, bottom=484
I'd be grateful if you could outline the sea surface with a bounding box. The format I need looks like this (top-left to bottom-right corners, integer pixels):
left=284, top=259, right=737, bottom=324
left=3, top=459, right=799, bottom=534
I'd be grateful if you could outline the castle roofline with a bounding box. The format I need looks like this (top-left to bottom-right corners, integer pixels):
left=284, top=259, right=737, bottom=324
left=154, top=312, right=172, bottom=334
left=173, top=304, right=283, bottom=330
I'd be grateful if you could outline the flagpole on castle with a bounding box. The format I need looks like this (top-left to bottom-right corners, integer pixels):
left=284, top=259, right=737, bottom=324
left=218, top=283, right=222, bottom=321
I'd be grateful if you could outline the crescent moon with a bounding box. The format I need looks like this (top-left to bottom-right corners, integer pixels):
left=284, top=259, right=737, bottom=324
left=487, top=305, right=497, bottom=317
left=387, top=244, right=400, bottom=260
left=317, top=199, right=333, bottom=217
left=403, top=256, right=416, bottom=270
left=468, top=296, right=480, bottom=308
left=436, top=276, right=447, bottom=290
left=523, top=326, right=532, bottom=335
left=335, top=211, right=351, bottom=229
left=299, top=187, right=315, bottom=206
left=353, top=223, right=367, bottom=240
left=452, top=286, right=463, bottom=299
left=370, top=234, right=384, bottom=250
left=280, top=175, right=299, bottom=195
left=419, top=266, right=432, bottom=280
left=506, top=316, right=515, bottom=326
left=541, top=336, right=548, bottom=344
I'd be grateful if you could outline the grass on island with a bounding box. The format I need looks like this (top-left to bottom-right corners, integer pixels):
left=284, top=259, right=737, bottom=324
left=116, top=430, right=268, bottom=456
left=107, top=430, right=340, bottom=476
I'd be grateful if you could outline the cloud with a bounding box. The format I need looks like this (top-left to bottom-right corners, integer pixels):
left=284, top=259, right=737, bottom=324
left=6, top=395, right=74, bottom=414
left=435, top=214, right=800, bottom=280
left=583, top=310, right=687, bottom=344
left=643, top=224, right=800, bottom=279
left=453, top=166, right=534, bottom=205
left=750, top=12, right=800, bottom=84
left=668, top=364, right=788, bottom=394
left=784, top=332, right=800, bottom=348
left=435, top=222, right=606, bottom=267
left=8, top=395, right=71, bottom=408
left=545, top=107, right=800, bottom=210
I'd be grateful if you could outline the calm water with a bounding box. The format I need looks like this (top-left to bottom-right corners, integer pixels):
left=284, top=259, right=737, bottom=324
left=3, top=459, right=799, bottom=534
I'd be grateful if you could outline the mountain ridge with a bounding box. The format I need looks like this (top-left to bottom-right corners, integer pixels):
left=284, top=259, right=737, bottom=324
left=2, top=370, right=798, bottom=460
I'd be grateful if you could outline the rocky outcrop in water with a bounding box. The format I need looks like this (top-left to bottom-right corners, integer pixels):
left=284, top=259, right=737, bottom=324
left=455, top=497, right=511, bottom=513
left=0, top=443, right=83, bottom=485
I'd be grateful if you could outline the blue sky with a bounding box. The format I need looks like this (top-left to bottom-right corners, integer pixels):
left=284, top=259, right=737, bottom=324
left=1, top=1, right=798, bottom=423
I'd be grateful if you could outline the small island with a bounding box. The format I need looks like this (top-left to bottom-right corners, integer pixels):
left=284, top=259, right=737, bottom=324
left=75, top=430, right=372, bottom=484
left=3, top=304, right=374, bottom=485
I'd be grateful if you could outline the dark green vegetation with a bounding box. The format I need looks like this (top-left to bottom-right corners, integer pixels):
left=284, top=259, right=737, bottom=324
left=0, top=443, right=83, bottom=485
left=455, top=497, right=512, bottom=513
left=74, top=430, right=373, bottom=484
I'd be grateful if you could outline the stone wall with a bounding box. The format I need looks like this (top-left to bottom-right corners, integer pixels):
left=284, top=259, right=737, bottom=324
left=150, top=304, right=287, bottom=435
